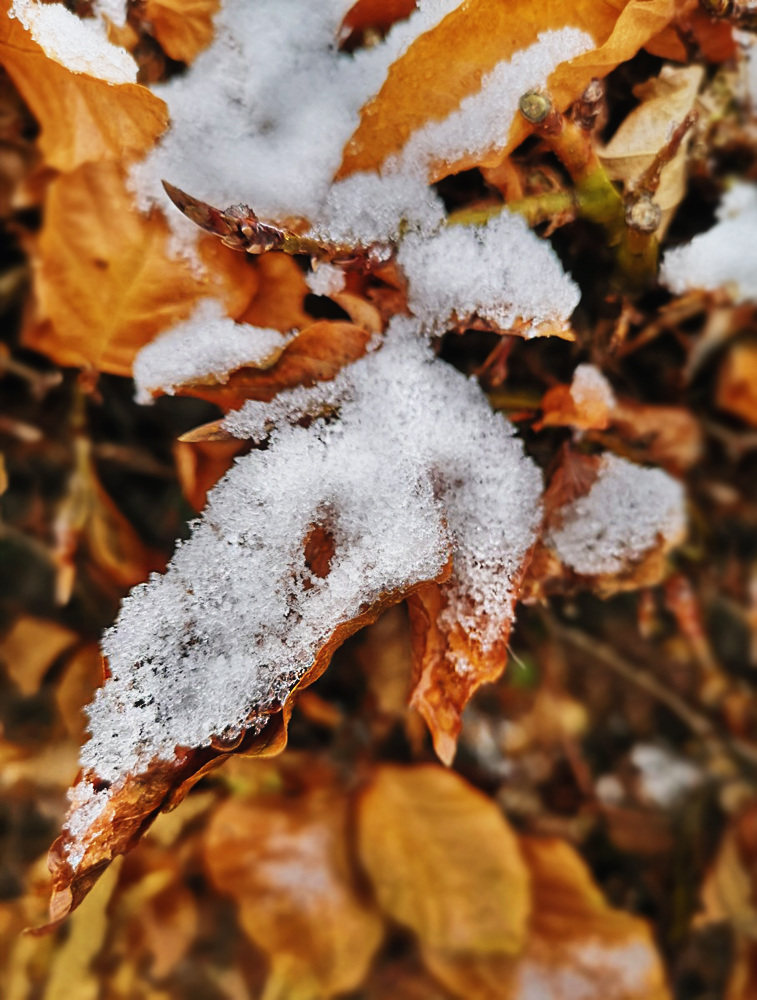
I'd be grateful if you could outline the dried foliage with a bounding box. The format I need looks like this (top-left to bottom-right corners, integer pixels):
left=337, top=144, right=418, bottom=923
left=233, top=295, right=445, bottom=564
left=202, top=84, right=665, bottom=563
left=2, top=1, right=757, bottom=998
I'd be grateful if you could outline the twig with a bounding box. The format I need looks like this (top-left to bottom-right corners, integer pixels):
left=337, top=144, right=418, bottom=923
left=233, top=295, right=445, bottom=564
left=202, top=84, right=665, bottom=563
left=541, top=610, right=757, bottom=770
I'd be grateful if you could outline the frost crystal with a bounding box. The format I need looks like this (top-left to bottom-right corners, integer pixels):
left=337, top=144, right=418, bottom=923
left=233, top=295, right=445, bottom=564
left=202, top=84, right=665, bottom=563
left=660, top=182, right=757, bottom=303
left=132, top=299, right=293, bottom=404
left=397, top=211, right=580, bottom=335
left=83, top=320, right=543, bottom=786
left=548, top=453, right=686, bottom=576
left=11, top=0, right=137, bottom=85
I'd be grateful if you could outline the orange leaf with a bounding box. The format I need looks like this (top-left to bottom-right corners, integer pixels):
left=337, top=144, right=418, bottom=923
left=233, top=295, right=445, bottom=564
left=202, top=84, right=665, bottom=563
left=205, top=787, right=383, bottom=998
left=407, top=575, right=524, bottom=766
left=0, top=0, right=167, bottom=171
left=425, top=835, right=671, bottom=1000
left=357, top=765, right=531, bottom=954
left=141, top=0, right=220, bottom=64
left=338, top=0, right=677, bottom=182
left=24, top=161, right=258, bottom=375
left=717, top=342, right=757, bottom=428
left=170, top=320, right=374, bottom=409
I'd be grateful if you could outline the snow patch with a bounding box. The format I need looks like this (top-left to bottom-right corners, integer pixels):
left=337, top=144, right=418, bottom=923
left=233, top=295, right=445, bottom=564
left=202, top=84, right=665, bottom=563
left=570, top=364, right=616, bottom=412
left=397, top=211, right=580, bottom=335
left=11, top=0, right=137, bottom=85
left=81, top=319, right=543, bottom=786
left=133, top=299, right=293, bottom=404
left=661, top=182, right=757, bottom=303
left=306, top=263, right=347, bottom=298
left=548, top=453, right=686, bottom=576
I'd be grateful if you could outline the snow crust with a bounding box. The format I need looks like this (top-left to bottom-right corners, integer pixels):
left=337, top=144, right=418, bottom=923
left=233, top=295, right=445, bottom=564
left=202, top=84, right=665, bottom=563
left=548, top=453, right=686, bottom=576
left=570, top=363, right=616, bottom=412
left=132, top=299, right=293, bottom=404
left=397, top=211, right=580, bottom=335
left=80, top=320, right=543, bottom=788
left=661, top=182, right=757, bottom=303
left=10, top=0, right=137, bottom=85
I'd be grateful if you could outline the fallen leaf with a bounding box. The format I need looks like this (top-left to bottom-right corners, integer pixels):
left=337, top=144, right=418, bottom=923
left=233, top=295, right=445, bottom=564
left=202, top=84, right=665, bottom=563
left=357, top=765, right=530, bottom=954
left=717, top=341, right=757, bottom=427
left=205, top=786, right=383, bottom=999
left=25, top=161, right=258, bottom=375
left=141, top=0, right=220, bottom=64
left=0, top=616, right=78, bottom=696
left=600, top=64, right=704, bottom=234
left=0, top=0, right=167, bottom=172
left=173, top=437, right=248, bottom=511
left=237, top=252, right=310, bottom=332
left=338, top=0, right=677, bottom=182
left=609, top=399, right=704, bottom=473
left=425, top=835, right=671, bottom=1000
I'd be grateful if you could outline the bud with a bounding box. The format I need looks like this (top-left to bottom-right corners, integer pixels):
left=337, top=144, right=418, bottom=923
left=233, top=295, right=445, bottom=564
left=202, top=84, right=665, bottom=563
left=519, top=91, right=552, bottom=125
left=625, top=195, right=662, bottom=234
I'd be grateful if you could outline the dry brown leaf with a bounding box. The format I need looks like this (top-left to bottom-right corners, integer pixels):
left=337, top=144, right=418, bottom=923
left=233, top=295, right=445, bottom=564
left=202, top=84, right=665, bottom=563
left=141, top=0, right=220, bottom=64
left=0, top=616, right=78, bottom=696
left=55, top=644, right=102, bottom=741
left=717, top=342, right=757, bottom=427
left=538, top=383, right=613, bottom=431
left=24, top=161, right=258, bottom=375
left=205, top=787, right=383, bottom=999
left=407, top=574, right=527, bottom=765
left=170, top=320, right=374, bottom=409
left=44, top=571, right=449, bottom=925
left=609, top=399, right=704, bottom=473
left=338, top=0, right=677, bottom=182
left=0, top=0, right=167, bottom=172
left=357, top=765, right=530, bottom=954
left=600, top=64, right=703, bottom=235
left=644, top=0, right=736, bottom=63
left=425, top=836, right=671, bottom=1000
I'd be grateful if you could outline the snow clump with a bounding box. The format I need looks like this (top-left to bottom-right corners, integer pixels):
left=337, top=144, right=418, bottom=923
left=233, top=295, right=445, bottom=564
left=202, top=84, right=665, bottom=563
left=661, top=182, right=757, bottom=304
left=81, top=320, right=543, bottom=787
left=547, top=453, right=686, bottom=576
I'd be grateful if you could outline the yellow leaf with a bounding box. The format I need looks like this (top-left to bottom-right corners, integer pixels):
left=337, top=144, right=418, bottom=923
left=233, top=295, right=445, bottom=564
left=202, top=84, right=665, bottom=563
left=141, top=0, right=220, bottom=64
left=0, top=0, right=167, bottom=172
left=358, top=765, right=531, bottom=954
left=425, top=836, right=671, bottom=1000
left=205, top=788, right=384, bottom=999
left=338, top=0, right=677, bottom=182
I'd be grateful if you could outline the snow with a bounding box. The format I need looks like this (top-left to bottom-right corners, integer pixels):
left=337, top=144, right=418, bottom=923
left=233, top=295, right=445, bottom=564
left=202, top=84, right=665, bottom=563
left=306, top=263, right=347, bottom=298
left=131, top=0, right=467, bottom=226
left=397, top=210, right=580, bottom=335
left=548, top=453, right=686, bottom=576
left=77, top=319, right=543, bottom=794
left=131, top=0, right=591, bottom=249
left=132, top=299, right=293, bottom=404
left=660, top=182, right=757, bottom=303
left=630, top=743, right=701, bottom=808
left=10, top=0, right=137, bottom=85
left=570, top=364, right=616, bottom=413
left=92, top=0, right=128, bottom=29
